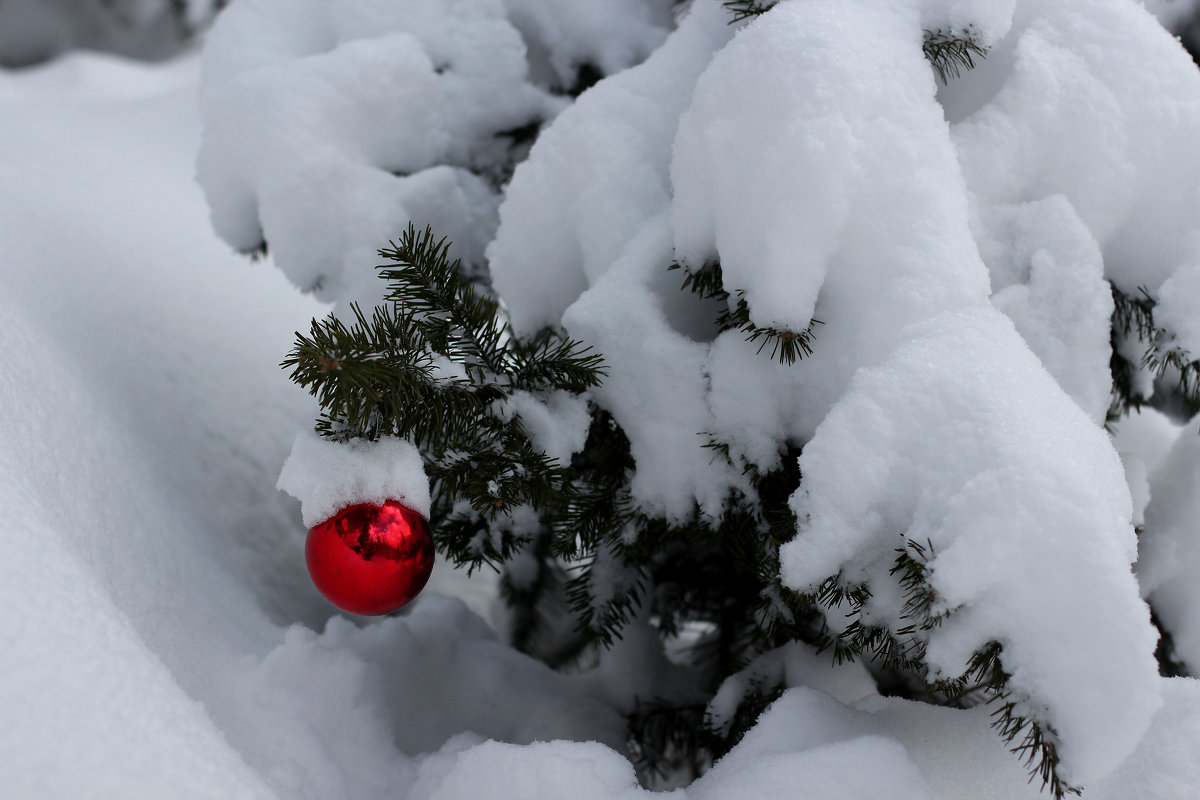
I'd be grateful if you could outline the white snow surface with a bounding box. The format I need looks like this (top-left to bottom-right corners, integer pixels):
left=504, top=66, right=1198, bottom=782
left=0, top=50, right=620, bottom=800
left=7, top=1, right=1200, bottom=799
left=278, top=431, right=432, bottom=526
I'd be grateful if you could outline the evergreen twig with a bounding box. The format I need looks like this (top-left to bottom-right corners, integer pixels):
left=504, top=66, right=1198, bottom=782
left=284, top=224, right=606, bottom=571
left=807, top=539, right=1080, bottom=798
left=672, top=261, right=821, bottom=365
left=720, top=5, right=990, bottom=89
left=1109, top=284, right=1200, bottom=420
left=922, top=28, right=989, bottom=84
left=721, top=0, right=774, bottom=23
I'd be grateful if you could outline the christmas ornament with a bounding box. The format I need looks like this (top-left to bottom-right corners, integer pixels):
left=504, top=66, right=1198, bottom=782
left=305, top=499, right=434, bottom=615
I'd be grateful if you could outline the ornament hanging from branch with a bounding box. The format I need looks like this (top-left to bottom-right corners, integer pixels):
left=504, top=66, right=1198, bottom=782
left=306, top=499, right=434, bottom=615
left=278, top=432, right=435, bottom=615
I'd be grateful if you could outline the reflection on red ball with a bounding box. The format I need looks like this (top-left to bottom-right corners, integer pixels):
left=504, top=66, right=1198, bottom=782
left=305, top=500, right=434, bottom=615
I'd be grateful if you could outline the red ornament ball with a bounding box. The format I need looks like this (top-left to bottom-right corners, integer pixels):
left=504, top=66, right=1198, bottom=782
left=305, top=500, right=434, bottom=615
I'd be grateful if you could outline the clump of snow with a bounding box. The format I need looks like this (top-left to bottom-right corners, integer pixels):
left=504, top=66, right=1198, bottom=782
left=197, top=0, right=673, bottom=312
left=410, top=739, right=655, bottom=800
left=238, top=596, right=626, bottom=763
left=197, top=0, right=554, bottom=306
left=278, top=431, right=431, bottom=526
left=692, top=689, right=935, bottom=800
left=491, top=0, right=743, bottom=521
left=563, top=219, right=748, bottom=521
left=490, top=0, right=734, bottom=336
left=782, top=309, right=1161, bottom=785
left=986, top=196, right=1113, bottom=423
left=508, top=389, right=592, bottom=465
left=952, top=0, right=1200, bottom=351
left=501, top=0, right=674, bottom=89
left=197, top=3, right=535, bottom=306
left=672, top=0, right=864, bottom=333
left=705, top=642, right=877, bottom=737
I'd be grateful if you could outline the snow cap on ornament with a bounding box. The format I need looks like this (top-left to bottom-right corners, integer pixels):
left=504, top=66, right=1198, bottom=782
left=277, top=430, right=431, bottom=526
left=278, top=431, right=434, bottom=615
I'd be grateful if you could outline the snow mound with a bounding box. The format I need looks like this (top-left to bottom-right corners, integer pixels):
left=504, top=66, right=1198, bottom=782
left=1, top=49, right=617, bottom=800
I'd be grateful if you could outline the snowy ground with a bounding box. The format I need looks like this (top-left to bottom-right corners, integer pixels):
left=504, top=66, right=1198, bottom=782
left=0, top=51, right=520, bottom=799
left=3, top=45, right=1200, bottom=800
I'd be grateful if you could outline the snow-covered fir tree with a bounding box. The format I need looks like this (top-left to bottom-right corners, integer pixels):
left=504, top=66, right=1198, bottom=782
left=196, top=0, right=1200, bottom=797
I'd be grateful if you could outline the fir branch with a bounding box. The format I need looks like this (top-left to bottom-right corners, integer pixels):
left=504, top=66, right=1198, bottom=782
left=627, top=700, right=711, bottom=783
left=725, top=295, right=821, bottom=365
left=923, top=28, right=989, bottom=84
left=428, top=435, right=574, bottom=517
left=1144, top=344, right=1200, bottom=409
left=286, top=224, right=606, bottom=574
left=720, top=6, right=990, bottom=87
left=551, top=482, right=635, bottom=559
left=1150, top=607, right=1191, bottom=678
left=891, top=538, right=951, bottom=636
left=721, top=0, right=775, bottom=23
left=283, top=303, right=451, bottom=441
left=433, top=508, right=517, bottom=568
left=1111, top=284, right=1158, bottom=341
left=285, top=224, right=828, bottom=783
left=565, top=548, right=647, bottom=648
left=1109, top=285, right=1155, bottom=423
left=809, top=540, right=1078, bottom=798
left=549, top=408, right=637, bottom=559
left=672, top=261, right=821, bottom=365
left=706, top=681, right=785, bottom=749
left=510, top=332, right=606, bottom=392
left=240, top=239, right=269, bottom=261
left=933, top=645, right=1082, bottom=799
left=1109, top=284, right=1200, bottom=419
left=378, top=225, right=510, bottom=379
left=499, top=529, right=591, bottom=667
